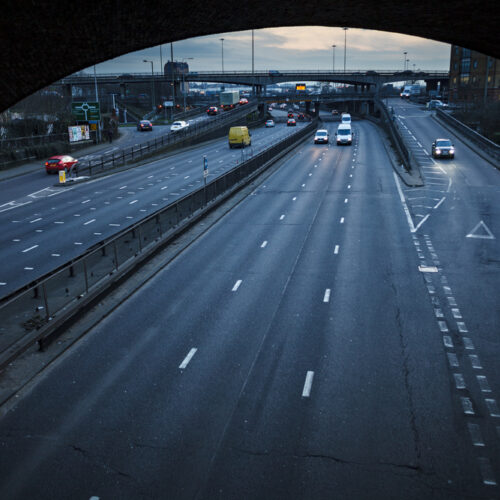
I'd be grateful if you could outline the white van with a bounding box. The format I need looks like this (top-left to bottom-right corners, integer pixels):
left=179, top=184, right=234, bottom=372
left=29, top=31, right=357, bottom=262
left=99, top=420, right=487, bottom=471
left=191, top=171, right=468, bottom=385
left=341, top=113, right=351, bottom=124
left=336, top=123, right=353, bottom=145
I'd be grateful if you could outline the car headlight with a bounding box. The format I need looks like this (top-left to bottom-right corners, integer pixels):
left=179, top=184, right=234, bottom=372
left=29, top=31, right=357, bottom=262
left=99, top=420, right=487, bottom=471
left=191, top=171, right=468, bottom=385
left=450, top=148, right=455, bottom=154
left=435, top=148, right=441, bottom=154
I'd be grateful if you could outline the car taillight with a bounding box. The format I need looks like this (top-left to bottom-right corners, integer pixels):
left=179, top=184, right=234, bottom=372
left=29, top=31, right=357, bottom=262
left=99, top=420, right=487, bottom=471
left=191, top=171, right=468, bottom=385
left=45, top=162, right=49, bottom=166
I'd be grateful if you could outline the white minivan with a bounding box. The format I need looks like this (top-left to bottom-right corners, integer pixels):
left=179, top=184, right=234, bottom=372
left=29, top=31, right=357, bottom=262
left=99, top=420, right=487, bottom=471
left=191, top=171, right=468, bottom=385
left=336, top=123, right=353, bottom=145
left=341, top=113, right=351, bottom=124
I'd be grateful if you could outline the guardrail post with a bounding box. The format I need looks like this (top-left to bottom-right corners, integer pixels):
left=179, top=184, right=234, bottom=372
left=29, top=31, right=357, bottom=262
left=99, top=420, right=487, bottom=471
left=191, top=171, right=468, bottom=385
left=113, top=241, right=119, bottom=270
left=83, top=259, right=89, bottom=294
left=42, top=282, right=50, bottom=320
left=137, top=225, right=143, bottom=252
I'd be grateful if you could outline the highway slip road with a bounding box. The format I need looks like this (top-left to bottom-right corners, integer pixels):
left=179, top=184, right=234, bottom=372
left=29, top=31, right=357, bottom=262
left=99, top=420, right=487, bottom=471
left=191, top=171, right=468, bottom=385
left=0, top=115, right=498, bottom=499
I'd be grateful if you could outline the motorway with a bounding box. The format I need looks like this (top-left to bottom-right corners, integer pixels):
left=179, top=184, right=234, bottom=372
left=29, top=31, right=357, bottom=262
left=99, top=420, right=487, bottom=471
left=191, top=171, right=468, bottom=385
left=0, top=111, right=213, bottom=204
left=0, top=103, right=499, bottom=499
left=0, top=120, right=307, bottom=297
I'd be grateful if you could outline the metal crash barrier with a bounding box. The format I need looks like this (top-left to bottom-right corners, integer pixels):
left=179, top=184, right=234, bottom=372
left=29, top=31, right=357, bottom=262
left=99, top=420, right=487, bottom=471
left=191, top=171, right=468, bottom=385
left=0, top=120, right=317, bottom=367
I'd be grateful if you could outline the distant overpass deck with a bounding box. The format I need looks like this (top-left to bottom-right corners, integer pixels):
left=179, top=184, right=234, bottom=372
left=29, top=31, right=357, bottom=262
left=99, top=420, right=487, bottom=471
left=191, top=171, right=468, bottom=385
left=58, top=69, right=449, bottom=88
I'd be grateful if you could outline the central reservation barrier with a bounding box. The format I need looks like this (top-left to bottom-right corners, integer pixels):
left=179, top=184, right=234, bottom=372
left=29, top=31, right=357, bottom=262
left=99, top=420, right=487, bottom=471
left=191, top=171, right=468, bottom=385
left=0, top=119, right=317, bottom=368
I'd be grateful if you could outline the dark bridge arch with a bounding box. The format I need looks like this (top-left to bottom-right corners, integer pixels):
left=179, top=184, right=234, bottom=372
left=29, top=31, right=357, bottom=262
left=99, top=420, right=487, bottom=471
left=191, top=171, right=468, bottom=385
left=1, top=0, right=497, bottom=112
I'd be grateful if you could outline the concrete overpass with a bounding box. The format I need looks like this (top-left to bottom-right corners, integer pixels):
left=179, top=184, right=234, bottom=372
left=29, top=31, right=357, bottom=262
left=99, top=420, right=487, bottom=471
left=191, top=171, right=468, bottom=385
left=59, top=69, right=448, bottom=89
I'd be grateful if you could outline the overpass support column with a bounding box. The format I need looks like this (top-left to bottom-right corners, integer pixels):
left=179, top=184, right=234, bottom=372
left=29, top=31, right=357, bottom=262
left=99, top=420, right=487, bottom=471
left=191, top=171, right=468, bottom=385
left=305, top=101, right=311, bottom=115
left=258, top=103, right=265, bottom=118
left=120, top=83, right=127, bottom=98
left=313, top=101, right=320, bottom=117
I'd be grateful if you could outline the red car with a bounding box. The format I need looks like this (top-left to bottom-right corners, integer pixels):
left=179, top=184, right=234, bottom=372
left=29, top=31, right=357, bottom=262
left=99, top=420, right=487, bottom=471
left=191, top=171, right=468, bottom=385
left=207, top=106, right=218, bottom=115
left=45, top=155, right=78, bottom=174
left=287, top=118, right=296, bottom=126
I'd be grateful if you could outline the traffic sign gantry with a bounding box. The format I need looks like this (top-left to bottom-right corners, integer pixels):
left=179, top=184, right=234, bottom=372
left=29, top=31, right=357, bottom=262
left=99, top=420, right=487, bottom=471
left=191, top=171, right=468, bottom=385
left=71, top=101, right=101, bottom=121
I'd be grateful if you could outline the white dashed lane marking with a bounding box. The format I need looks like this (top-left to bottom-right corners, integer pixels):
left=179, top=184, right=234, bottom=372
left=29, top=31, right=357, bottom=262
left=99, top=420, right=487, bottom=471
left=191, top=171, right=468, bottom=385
left=302, top=371, right=315, bottom=398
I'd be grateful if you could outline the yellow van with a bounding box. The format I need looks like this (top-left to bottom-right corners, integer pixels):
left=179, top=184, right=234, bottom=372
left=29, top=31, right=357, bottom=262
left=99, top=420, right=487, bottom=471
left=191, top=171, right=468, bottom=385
left=228, top=126, right=251, bottom=148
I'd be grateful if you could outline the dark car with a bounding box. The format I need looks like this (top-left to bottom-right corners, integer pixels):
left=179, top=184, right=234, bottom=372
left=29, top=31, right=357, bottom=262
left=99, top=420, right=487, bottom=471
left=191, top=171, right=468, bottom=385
left=432, top=138, right=455, bottom=159
left=207, top=106, right=218, bottom=115
left=137, top=120, right=153, bottom=131
left=287, top=112, right=294, bottom=118
left=45, top=155, right=78, bottom=174
left=297, top=113, right=305, bottom=121
left=287, top=118, right=296, bottom=126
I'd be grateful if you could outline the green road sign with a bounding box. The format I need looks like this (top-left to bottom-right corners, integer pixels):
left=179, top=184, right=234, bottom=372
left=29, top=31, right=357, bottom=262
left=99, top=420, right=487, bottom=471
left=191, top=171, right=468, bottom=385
left=71, top=101, right=101, bottom=121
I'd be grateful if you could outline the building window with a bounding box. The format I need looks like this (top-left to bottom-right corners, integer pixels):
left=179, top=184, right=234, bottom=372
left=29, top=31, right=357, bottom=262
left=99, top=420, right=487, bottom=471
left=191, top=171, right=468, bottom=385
left=462, top=48, right=471, bottom=57
left=454, top=62, right=458, bottom=70
left=455, top=46, right=459, bottom=56
left=460, top=74, right=470, bottom=85
left=473, top=60, right=478, bottom=69
left=461, top=59, right=470, bottom=73
left=453, top=77, right=457, bottom=84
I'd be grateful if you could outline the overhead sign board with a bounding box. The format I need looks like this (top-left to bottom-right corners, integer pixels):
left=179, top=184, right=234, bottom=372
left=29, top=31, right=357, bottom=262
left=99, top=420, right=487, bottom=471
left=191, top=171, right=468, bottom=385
left=71, top=101, right=101, bottom=121
left=296, top=83, right=306, bottom=94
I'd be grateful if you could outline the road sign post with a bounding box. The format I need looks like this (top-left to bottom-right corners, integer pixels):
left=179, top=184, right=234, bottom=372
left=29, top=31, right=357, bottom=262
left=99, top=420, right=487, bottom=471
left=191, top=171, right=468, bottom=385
left=203, top=156, right=208, bottom=205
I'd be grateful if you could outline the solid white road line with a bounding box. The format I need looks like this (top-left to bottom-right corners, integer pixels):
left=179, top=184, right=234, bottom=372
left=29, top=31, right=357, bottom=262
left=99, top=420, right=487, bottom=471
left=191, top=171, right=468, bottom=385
left=22, top=245, right=38, bottom=253
left=393, top=172, right=416, bottom=232
left=232, top=280, right=242, bottom=291
left=179, top=348, right=197, bottom=369
left=302, top=371, right=315, bottom=398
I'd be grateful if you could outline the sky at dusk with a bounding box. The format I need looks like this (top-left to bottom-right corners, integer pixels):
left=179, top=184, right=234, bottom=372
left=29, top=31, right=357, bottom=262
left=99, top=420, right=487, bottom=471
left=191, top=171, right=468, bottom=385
left=84, top=27, right=451, bottom=75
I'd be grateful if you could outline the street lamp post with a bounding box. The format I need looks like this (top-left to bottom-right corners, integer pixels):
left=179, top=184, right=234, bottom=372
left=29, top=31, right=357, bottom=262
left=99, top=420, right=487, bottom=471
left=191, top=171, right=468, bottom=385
left=332, top=44, right=336, bottom=72
left=93, top=64, right=100, bottom=142
left=181, top=57, right=194, bottom=111
left=143, top=59, right=155, bottom=111
left=403, top=51, right=407, bottom=71
left=343, top=28, right=349, bottom=73
left=220, top=38, right=225, bottom=74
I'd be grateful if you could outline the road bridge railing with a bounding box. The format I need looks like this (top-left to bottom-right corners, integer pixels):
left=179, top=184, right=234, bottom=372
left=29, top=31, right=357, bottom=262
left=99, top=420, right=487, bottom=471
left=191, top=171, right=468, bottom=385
left=0, top=119, right=317, bottom=369
left=435, top=109, right=500, bottom=166
left=74, top=103, right=258, bottom=177
left=374, top=98, right=419, bottom=173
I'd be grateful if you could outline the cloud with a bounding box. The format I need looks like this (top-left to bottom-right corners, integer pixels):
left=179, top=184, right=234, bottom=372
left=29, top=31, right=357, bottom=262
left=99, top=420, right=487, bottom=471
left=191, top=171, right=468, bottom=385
left=88, top=26, right=450, bottom=74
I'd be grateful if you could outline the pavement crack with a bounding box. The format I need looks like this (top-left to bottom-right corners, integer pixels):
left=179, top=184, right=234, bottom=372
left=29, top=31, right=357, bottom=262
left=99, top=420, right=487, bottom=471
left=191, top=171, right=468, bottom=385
left=232, top=447, right=426, bottom=474
left=390, top=280, right=422, bottom=466
left=69, top=444, right=134, bottom=480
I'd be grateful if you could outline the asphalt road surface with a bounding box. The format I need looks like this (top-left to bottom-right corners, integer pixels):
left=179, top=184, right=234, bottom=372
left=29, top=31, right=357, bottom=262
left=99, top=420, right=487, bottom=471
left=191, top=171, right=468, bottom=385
left=0, top=111, right=216, bottom=205
left=0, top=108, right=498, bottom=499
left=0, top=121, right=308, bottom=297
